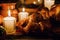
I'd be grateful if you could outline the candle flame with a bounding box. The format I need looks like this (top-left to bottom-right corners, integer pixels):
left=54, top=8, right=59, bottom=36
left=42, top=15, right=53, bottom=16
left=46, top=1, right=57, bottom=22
left=8, top=7, right=11, bottom=17
left=22, top=8, right=25, bottom=12
left=33, top=1, right=36, bottom=4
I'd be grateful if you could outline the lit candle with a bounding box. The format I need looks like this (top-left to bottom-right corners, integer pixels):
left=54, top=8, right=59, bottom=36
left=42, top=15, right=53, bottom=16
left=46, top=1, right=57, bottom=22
left=3, top=7, right=16, bottom=35
left=44, top=0, right=55, bottom=10
left=18, top=8, right=29, bottom=21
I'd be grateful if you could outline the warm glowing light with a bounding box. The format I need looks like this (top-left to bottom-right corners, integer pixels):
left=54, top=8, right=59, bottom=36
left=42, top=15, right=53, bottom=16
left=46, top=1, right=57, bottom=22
left=37, top=0, right=42, bottom=4
left=56, top=7, right=60, bottom=15
left=38, top=0, right=40, bottom=2
left=22, top=7, right=25, bottom=12
left=8, top=7, right=11, bottom=16
left=18, top=8, right=29, bottom=21
left=44, top=0, right=55, bottom=10
left=20, top=12, right=28, bottom=20
left=3, top=6, right=16, bottom=35
left=33, top=1, right=36, bottom=4
left=3, top=17, right=16, bottom=35
left=11, top=5, right=14, bottom=9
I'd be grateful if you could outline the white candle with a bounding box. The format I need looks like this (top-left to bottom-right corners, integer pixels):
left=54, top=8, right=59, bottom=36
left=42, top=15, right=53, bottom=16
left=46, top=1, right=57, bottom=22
left=44, top=0, right=55, bottom=10
left=18, top=8, right=28, bottom=21
left=3, top=7, right=16, bottom=35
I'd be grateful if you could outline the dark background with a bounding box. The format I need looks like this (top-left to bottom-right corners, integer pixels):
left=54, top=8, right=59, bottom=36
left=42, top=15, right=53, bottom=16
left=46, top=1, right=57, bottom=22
left=55, top=0, right=60, bottom=4
left=0, top=0, right=60, bottom=4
